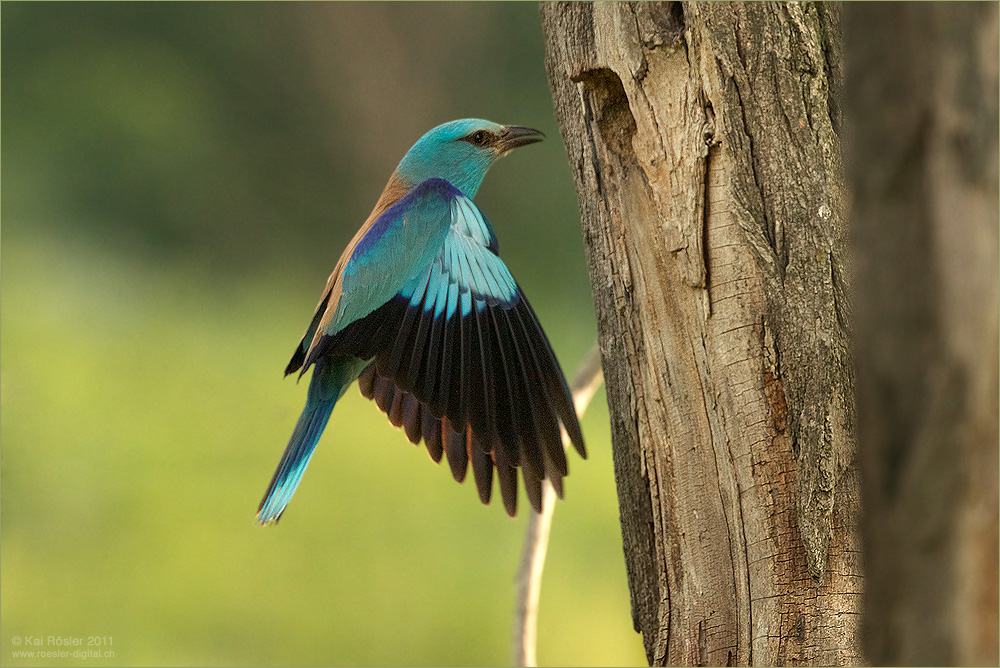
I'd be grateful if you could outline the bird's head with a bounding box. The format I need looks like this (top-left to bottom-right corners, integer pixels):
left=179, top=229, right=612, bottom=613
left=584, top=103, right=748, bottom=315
left=394, top=119, right=544, bottom=198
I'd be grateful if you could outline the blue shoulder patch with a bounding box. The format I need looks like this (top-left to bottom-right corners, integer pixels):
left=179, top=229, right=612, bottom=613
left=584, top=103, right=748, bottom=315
left=352, top=178, right=460, bottom=260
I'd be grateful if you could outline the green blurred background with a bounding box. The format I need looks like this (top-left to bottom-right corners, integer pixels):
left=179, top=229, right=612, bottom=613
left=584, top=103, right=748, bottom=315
left=1, top=3, right=645, bottom=666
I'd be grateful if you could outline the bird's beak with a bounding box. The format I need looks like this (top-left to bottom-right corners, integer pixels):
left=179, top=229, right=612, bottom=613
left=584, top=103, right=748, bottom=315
left=497, top=125, right=545, bottom=153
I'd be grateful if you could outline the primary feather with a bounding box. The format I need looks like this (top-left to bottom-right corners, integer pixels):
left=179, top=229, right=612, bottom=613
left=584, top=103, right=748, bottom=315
left=258, top=119, right=585, bottom=524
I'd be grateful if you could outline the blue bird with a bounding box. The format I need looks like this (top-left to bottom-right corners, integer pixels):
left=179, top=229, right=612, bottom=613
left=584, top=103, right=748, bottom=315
left=257, top=119, right=586, bottom=524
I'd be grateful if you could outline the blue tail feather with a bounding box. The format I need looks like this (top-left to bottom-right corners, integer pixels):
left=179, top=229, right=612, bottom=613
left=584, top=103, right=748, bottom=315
left=257, top=357, right=365, bottom=524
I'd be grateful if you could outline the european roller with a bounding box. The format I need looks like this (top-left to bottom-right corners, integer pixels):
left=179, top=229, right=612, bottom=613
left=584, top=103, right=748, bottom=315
left=257, top=119, right=586, bottom=524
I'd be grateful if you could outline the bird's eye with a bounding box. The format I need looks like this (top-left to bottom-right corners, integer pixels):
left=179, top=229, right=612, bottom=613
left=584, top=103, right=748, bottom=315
left=470, top=130, right=488, bottom=146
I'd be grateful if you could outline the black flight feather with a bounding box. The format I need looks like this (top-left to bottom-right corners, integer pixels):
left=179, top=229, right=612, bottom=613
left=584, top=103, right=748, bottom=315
left=310, top=276, right=583, bottom=515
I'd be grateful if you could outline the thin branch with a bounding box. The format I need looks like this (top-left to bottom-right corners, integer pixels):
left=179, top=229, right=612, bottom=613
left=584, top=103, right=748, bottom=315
left=512, top=342, right=605, bottom=667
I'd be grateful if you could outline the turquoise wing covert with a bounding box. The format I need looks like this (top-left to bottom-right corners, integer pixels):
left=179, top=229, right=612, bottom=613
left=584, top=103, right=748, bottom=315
left=322, top=179, right=456, bottom=342
left=284, top=178, right=467, bottom=377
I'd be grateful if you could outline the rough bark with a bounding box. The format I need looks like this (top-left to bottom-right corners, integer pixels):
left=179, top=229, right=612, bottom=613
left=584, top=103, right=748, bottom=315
left=541, top=2, right=861, bottom=665
left=846, top=3, right=1000, bottom=665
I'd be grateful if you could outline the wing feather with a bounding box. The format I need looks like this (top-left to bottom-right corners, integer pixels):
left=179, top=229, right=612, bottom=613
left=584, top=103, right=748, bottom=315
left=444, top=420, right=469, bottom=483
left=469, top=431, right=494, bottom=504
left=400, top=393, right=423, bottom=445
left=422, top=409, right=444, bottom=463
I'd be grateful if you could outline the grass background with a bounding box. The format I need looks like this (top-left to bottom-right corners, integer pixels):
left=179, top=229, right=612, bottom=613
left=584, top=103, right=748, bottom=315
left=1, top=3, right=645, bottom=666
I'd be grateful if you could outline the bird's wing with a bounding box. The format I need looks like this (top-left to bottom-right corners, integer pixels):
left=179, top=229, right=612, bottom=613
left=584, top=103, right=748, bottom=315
left=304, top=179, right=586, bottom=515
left=284, top=178, right=455, bottom=377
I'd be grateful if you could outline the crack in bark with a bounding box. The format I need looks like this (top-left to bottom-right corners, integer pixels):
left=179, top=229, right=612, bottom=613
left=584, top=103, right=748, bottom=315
left=702, top=144, right=716, bottom=315
left=580, top=87, right=606, bottom=199
left=731, top=14, right=786, bottom=277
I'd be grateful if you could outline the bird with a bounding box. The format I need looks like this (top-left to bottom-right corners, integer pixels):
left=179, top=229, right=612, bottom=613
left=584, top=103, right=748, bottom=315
left=257, top=119, right=586, bottom=525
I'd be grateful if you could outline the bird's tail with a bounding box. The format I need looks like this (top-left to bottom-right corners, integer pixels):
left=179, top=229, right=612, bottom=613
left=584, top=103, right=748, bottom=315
left=257, top=357, right=364, bottom=525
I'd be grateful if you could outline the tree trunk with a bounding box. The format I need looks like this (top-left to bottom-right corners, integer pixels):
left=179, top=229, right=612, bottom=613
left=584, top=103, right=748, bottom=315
left=846, top=3, right=1000, bottom=665
left=541, top=3, right=861, bottom=665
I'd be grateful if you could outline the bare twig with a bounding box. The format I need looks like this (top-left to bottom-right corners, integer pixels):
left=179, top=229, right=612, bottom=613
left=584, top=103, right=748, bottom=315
left=512, top=343, right=604, bottom=667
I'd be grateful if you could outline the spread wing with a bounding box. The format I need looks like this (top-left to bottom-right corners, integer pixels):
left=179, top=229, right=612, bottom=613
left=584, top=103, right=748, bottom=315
left=289, top=177, right=586, bottom=515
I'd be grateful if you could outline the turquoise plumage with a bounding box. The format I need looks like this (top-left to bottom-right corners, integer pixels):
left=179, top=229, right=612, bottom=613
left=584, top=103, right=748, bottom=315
left=258, top=119, right=586, bottom=524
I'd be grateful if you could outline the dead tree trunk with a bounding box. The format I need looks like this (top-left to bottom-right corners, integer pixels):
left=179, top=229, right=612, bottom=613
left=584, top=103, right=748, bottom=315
left=542, top=3, right=861, bottom=665
left=846, top=3, right=1000, bottom=665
